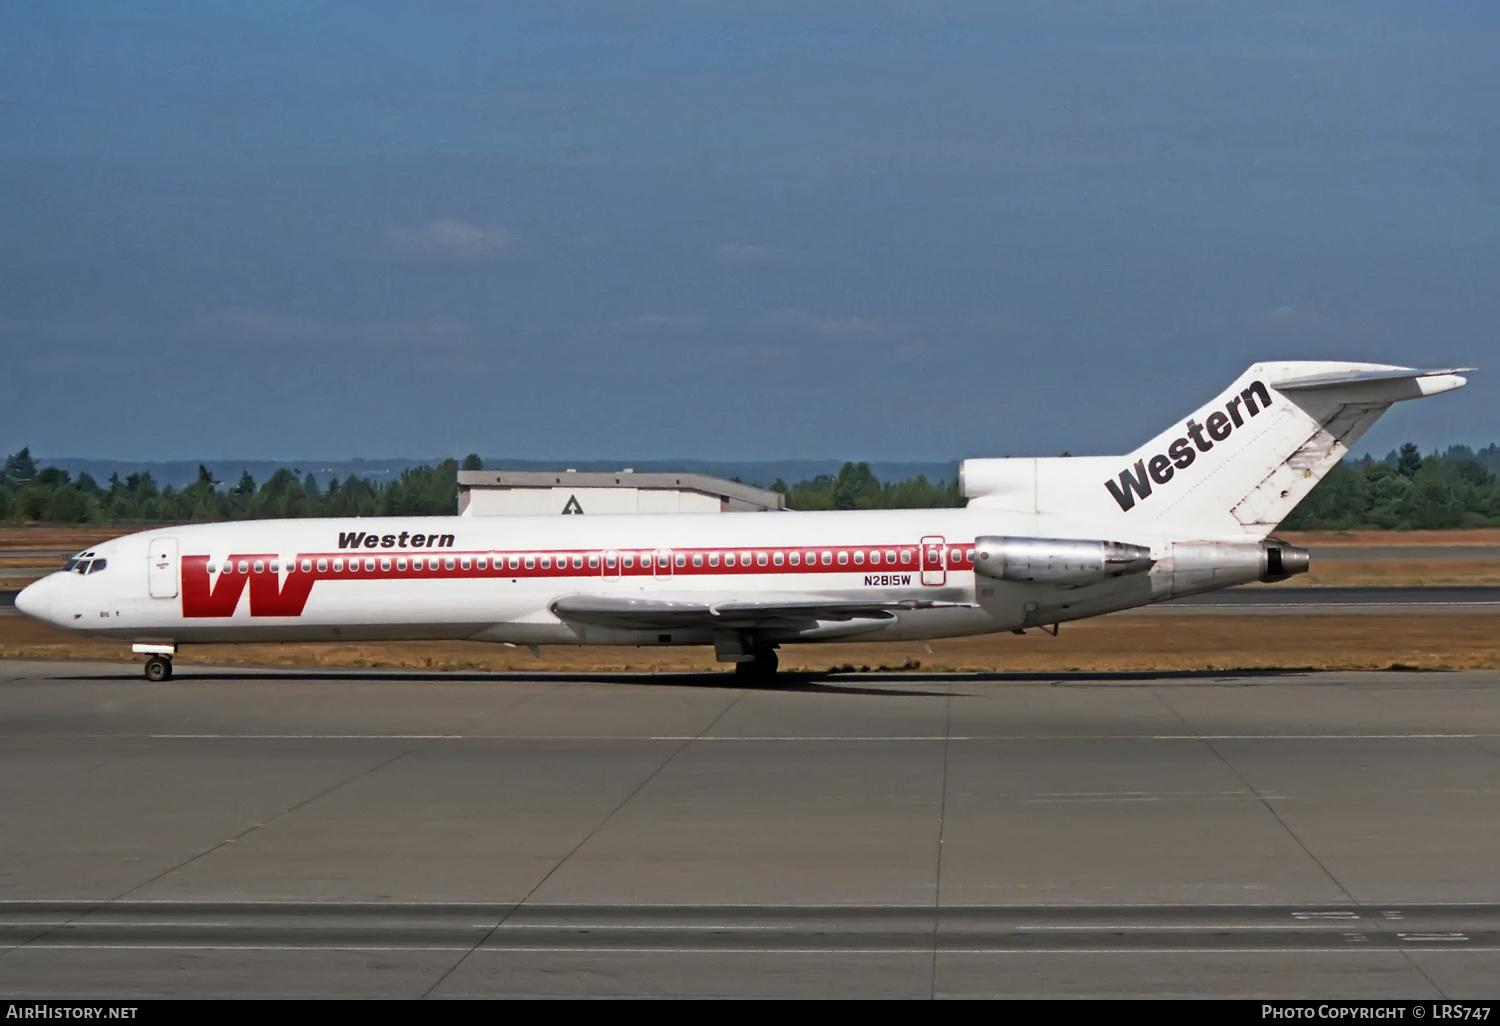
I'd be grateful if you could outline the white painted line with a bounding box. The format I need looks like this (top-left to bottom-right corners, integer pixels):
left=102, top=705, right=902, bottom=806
left=4, top=733, right=1496, bottom=742
left=12, top=944, right=1499, bottom=954
left=1293, top=912, right=1360, bottom=920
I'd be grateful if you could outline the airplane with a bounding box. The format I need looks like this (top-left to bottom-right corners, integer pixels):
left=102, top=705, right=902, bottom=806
left=14, top=361, right=1469, bottom=682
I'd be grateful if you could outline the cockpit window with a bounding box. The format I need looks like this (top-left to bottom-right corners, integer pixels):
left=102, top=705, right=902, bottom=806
left=62, top=558, right=79, bottom=572
left=87, top=559, right=106, bottom=574
left=63, top=554, right=106, bottom=575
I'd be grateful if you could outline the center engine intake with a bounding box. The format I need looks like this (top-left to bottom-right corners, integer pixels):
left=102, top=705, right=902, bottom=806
left=973, top=536, right=1155, bottom=586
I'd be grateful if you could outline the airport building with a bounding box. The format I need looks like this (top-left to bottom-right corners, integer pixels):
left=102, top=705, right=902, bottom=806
left=457, top=469, right=786, bottom=516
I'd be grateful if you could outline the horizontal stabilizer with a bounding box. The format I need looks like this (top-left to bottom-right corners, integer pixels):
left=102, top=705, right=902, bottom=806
left=1272, top=366, right=1472, bottom=393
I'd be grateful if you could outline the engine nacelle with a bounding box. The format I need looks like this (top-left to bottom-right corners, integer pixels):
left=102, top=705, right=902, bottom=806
left=973, top=536, right=1155, bottom=586
left=1168, top=539, right=1310, bottom=596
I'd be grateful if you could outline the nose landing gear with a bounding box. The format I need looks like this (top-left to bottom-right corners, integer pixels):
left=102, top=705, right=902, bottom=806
left=143, top=655, right=173, bottom=682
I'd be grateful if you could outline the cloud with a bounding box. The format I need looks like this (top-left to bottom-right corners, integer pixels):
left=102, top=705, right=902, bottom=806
left=716, top=243, right=780, bottom=267
left=765, top=308, right=886, bottom=338
left=612, top=312, right=709, bottom=333
left=184, top=308, right=473, bottom=348
left=382, top=220, right=517, bottom=264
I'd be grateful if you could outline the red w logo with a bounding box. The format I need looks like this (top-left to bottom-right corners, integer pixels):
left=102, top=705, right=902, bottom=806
left=182, top=555, right=316, bottom=618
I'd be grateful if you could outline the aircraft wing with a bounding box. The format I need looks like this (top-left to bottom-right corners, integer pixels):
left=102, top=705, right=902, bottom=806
left=550, top=593, right=969, bottom=631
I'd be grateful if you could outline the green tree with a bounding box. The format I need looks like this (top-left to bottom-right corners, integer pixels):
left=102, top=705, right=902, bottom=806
left=2, top=447, right=37, bottom=486
left=1396, top=443, right=1423, bottom=479
left=44, top=487, right=93, bottom=524
left=461, top=453, right=484, bottom=471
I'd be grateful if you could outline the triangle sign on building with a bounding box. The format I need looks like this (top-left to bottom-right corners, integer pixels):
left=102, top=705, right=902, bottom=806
left=561, top=494, right=585, bottom=515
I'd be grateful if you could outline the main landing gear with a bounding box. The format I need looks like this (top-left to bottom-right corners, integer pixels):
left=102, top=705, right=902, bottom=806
left=734, top=646, right=779, bottom=680
left=144, top=655, right=173, bottom=682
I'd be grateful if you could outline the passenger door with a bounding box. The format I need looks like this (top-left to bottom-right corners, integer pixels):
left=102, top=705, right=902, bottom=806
left=148, top=537, right=179, bottom=599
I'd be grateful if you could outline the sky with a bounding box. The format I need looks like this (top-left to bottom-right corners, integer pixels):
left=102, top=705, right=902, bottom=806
left=1, top=0, right=1496, bottom=463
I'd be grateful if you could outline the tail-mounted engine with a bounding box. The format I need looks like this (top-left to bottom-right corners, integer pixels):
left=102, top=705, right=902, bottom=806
left=973, top=536, right=1155, bottom=586
left=1167, top=538, right=1310, bottom=596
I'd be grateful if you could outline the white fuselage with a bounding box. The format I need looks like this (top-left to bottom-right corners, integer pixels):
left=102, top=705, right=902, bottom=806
left=17, top=506, right=1191, bottom=649
left=19, top=360, right=1466, bottom=660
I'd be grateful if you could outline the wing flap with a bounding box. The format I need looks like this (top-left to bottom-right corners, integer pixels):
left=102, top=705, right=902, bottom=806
left=551, top=593, right=967, bottom=630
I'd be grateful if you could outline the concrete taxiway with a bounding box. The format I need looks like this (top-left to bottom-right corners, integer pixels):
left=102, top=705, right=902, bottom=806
left=3, top=659, right=1500, bottom=997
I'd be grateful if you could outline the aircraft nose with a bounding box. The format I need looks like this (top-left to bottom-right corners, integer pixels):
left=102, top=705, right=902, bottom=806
left=14, top=577, right=53, bottom=623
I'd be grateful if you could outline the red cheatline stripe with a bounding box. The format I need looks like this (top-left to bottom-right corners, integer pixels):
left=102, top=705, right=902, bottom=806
left=185, top=542, right=978, bottom=582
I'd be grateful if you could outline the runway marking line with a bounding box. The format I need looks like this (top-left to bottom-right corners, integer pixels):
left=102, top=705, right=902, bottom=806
left=10, top=945, right=1498, bottom=954
left=5, top=733, right=1497, bottom=741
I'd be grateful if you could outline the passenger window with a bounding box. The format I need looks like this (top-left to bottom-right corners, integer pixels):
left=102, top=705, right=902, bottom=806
left=853, top=551, right=864, bottom=565
left=789, top=552, right=800, bottom=566
left=397, top=558, right=407, bottom=571
left=756, top=552, right=768, bottom=567
left=206, top=563, right=216, bottom=574
left=724, top=553, right=735, bottom=567
left=837, top=552, right=848, bottom=565
left=950, top=549, right=960, bottom=564
left=773, top=552, right=784, bottom=566
left=443, top=557, right=455, bottom=571
left=380, top=557, right=392, bottom=571
left=271, top=562, right=281, bottom=573
left=869, top=551, right=880, bottom=565
left=476, top=557, right=487, bottom=570
left=621, top=554, right=632, bottom=569
left=525, top=556, right=536, bottom=569
left=332, top=559, right=343, bottom=572
left=253, top=560, right=265, bottom=574
left=505, top=556, right=516, bottom=570
left=301, top=559, right=312, bottom=573
left=456, top=557, right=468, bottom=570
left=709, top=553, right=719, bottom=567
left=317, top=559, right=328, bottom=572
left=900, top=550, right=912, bottom=564
left=573, top=555, right=584, bottom=569
left=821, top=552, right=832, bottom=565
left=675, top=554, right=685, bottom=568
left=966, top=549, right=975, bottom=563
left=886, top=551, right=896, bottom=564
left=429, top=557, right=440, bottom=570
left=692, top=553, right=703, bottom=567
left=365, top=558, right=376, bottom=572
left=589, top=554, right=600, bottom=569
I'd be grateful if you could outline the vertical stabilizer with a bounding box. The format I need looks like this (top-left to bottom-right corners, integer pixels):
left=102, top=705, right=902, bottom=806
left=1106, top=362, right=1468, bottom=537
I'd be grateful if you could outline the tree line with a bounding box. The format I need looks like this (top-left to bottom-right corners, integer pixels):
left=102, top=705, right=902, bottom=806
left=2, top=444, right=1498, bottom=528
left=1279, top=443, right=1500, bottom=530
left=0, top=448, right=474, bottom=523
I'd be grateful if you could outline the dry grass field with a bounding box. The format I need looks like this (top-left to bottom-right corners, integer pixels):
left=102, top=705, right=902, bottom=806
left=3, top=610, right=1495, bottom=674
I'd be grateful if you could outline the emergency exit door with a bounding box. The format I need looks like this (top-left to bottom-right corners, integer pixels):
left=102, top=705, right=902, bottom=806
left=921, top=535, right=946, bottom=586
left=148, top=537, right=179, bottom=598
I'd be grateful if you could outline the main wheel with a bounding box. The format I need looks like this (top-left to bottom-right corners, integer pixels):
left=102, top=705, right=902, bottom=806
left=734, top=648, right=779, bottom=679
left=144, top=656, right=173, bottom=682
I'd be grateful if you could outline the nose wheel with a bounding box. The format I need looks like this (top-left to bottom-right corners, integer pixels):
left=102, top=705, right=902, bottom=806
left=144, top=655, right=173, bottom=682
